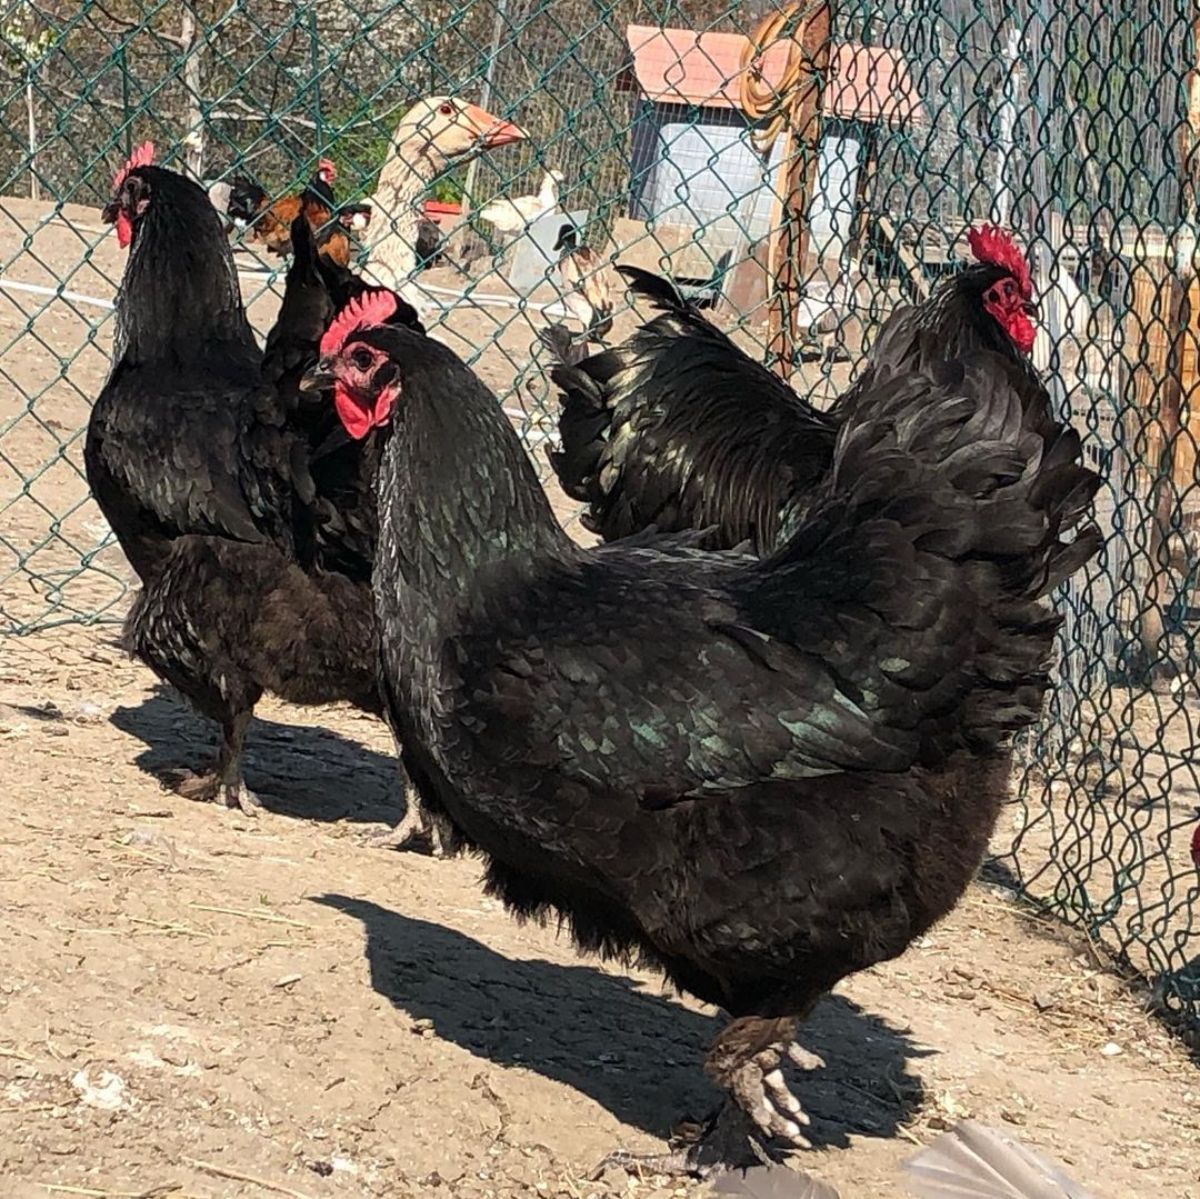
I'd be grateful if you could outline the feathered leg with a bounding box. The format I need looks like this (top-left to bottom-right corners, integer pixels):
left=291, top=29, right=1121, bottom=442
left=595, top=1014, right=825, bottom=1179
left=366, top=800, right=444, bottom=855
left=125, top=541, right=267, bottom=817
left=365, top=733, right=446, bottom=856
left=168, top=708, right=262, bottom=816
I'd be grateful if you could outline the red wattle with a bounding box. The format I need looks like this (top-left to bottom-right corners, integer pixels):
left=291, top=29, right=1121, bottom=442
left=334, top=384, right=374, bottom=440
left=1006, top=312, right=1036, bottom=355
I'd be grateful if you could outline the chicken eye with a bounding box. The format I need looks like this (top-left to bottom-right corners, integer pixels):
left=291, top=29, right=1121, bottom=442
left=351, top=348, right=374, bottom=371
left=439, top=102, right=454, bottom=116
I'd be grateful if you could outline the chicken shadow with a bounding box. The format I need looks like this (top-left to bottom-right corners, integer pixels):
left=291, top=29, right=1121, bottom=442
left=109, top=686, right=402, bottom=825
left=316, top=894, right=929, bottom=1147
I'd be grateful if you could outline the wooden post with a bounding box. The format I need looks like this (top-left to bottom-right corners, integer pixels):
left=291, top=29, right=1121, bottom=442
left=1140, top=230, right=1198, bottom=668
left=767, top=2, right=831, bottom=378
left=765, top=129, right=794, bottom=304
left=1137, top=10, right=1200, bottom=668
left=180, top=3, right=204, bottom=180
left=1180, top=7, right=1200, bottom=221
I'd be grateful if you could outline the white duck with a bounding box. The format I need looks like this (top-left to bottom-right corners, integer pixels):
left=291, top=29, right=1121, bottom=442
left=478, top=168, right=563, bottom=238
left=362, top=96, right=526, bottom=315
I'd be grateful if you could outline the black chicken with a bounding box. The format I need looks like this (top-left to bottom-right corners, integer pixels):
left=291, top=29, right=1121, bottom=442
left=543, top=266, right=838, bottom=553
left=263, top=212, right=426, bottom=581
left=308, top=297, right=1100, bottom=1174
left=545, top=227, right=1039, bottom=553
left=85, top=143, right=415, bottom=814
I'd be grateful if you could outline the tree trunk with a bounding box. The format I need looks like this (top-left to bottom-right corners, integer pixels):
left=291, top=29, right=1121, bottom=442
left=180, top=2, right=204, bottom=180
left=25, top=72, right=38, bottom=202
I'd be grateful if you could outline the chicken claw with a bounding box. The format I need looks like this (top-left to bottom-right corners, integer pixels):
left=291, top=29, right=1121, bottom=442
left=224, top=782, right=264, bottom=816
left=163, top=767, right=262, bottom=817
left=595, top=1022, right=823, bottom=1179
left=591, top=1101, right=781, bottom=1180
left=731, top=1052, right=812, bottom=1148
left=788, top=1044, right=826, bottom=1072
left=366, top=797, right=445, bottom=856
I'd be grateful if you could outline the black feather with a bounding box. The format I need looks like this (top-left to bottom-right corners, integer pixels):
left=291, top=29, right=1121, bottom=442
left=544, top=272, right=838, bottom=552
left=617, top=262, right=690, bottom=312
left=545, top=263, right=1048, bottom=557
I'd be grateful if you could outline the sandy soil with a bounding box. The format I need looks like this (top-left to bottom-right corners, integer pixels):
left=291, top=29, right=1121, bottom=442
left=0, top=196, right=1197, bottom=1199
left=1, top=625, right=1197, bottom=1199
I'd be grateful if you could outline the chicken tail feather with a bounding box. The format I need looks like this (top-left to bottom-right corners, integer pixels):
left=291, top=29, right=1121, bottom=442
left=616, top=264, right=691, bottom=314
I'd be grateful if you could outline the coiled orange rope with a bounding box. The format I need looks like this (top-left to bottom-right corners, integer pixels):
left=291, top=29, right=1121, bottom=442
left=738, top=2, right=831, bottom=375
left=739, top=3, right=818, bottom=155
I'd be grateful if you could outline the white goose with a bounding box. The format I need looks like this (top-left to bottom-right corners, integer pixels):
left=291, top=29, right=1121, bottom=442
left=362, top=96, right=526, bottom=316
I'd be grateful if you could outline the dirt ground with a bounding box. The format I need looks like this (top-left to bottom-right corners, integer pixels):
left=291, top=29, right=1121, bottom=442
left=1, top=626, right=1198, bottom=1199
left=1, top=196, right=1199, bottom=1198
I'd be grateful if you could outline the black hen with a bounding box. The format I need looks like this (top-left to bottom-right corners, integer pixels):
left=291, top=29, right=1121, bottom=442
left=263, top=215, right=424, bottom=581
left=312, top=306, right=1100, bottom=1173
left=546, top=266, right=838, bottom=553
left=86, top=145, right=388, bottom=812
left=831, top=224, right=1040, bottom=421
left=546, top=227, right=1040, bottom=553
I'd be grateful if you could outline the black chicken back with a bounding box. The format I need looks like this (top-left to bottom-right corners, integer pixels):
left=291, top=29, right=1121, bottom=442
left=547, top=254, right=1044, bottom=557
left=545, top=266, right=839, bottom=553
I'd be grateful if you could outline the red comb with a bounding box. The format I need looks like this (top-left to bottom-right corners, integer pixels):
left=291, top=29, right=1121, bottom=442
left=318, top=157, right=337, bottom=181
left=320, top=290, right=399, bottom=358
left=112, top=141, right=155, bottom=192
left=967, top=224, right=1032, bottom=297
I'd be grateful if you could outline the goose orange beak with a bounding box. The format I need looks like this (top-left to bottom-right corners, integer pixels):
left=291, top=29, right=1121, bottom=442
left=464, top=102, right=527, bottom=149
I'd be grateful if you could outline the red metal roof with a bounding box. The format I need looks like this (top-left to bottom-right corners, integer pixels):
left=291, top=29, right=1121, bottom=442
left=622, top=25, right=924, bottom=126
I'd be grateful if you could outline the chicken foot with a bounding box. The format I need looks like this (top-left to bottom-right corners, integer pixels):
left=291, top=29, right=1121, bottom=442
left=365, top=796, right=445, bottom=856
left=364, top=735, right=447, bottom=856
left=594, top=1015, right=824, bottom=1179
left=162, top=711, right=262, bottom=816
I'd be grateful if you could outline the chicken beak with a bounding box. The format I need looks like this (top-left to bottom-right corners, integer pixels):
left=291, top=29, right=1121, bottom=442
left=1024, top=298, right=1040, bottom=317
left=464, top=102, right=528, bottom=149
left=299, top=360, right=336, bottom=394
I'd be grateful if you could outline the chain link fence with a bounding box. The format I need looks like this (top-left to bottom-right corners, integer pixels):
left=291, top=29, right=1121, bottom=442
left=1, top=0, right=1198, bottom=1029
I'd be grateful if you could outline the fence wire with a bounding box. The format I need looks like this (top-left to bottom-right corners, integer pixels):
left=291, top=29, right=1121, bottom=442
left=1, top=0, right=1198, bottom=1027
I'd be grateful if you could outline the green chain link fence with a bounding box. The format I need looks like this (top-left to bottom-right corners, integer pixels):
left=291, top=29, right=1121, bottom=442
left=1, top=0, right=1198, bottom=1030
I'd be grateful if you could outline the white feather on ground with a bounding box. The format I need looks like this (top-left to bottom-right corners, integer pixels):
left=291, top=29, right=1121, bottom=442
left=904, top=1121, right=1103, bottom=1198
left=704, top=1121, right=1103, bottom=1198
left=713, top=1165, right=839, bottom=1199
